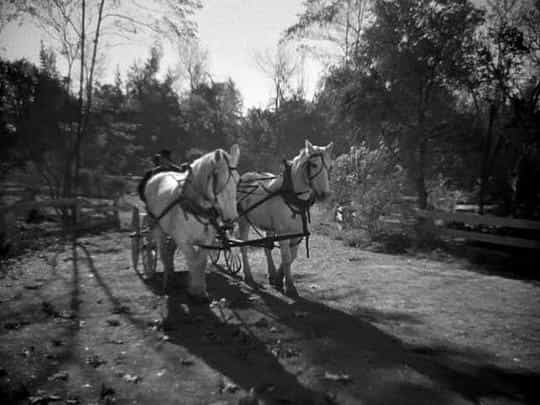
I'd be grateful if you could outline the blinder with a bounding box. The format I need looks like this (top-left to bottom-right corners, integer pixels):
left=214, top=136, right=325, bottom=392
left=303, top=152, right=331, bottom=188
left=208, top=153, right=239, bottom=204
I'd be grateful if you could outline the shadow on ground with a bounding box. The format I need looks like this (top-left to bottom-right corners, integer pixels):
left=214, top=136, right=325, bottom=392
left=159, top=270, right=540, bottom=405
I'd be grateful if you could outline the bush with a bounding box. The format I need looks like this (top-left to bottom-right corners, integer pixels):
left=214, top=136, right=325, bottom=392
left=427, top=174, right=464, bottom=212
left=332, top=143, right=407, bottom=239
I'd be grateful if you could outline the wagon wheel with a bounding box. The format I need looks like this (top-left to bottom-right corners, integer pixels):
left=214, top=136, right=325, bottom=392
left=208, top=245, right=221, bottom=266
left=141, top=214, right=158, bottom=278
left=130, top=207, right=141, bottom=271
left=141, top=239, right=158, bottom=277
left=224, top=247, right=242, bottom=275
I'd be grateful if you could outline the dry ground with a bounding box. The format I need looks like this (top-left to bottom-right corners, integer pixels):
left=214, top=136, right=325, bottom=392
left=1, top=213, right=540, bottom=404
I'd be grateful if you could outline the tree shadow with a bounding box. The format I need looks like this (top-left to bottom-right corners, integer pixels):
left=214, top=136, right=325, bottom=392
left=0, top=242, right=84, bottom=402
left=237, top=272, right=539, bottom=405
left=162, top=272, right=329, bottom=405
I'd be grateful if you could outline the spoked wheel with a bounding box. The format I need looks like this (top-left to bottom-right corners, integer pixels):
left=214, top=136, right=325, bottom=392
left=141, top=214, right=157, bottom=278
left=208, top=247, right=221, bottom=266
left=224, top=248, right=242, bottom=275
left=141, top=240, right=158, bottom=277
left=130, top=207, right=141, bottom=271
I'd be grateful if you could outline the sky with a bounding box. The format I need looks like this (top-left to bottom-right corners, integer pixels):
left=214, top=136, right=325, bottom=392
left=0, top=0, right=325, bottom=110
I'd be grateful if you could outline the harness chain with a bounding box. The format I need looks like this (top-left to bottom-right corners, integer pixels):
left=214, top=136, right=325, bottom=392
left=142, top=159, right=236, bottom=233
left=237, top=156, right=324, bottom=257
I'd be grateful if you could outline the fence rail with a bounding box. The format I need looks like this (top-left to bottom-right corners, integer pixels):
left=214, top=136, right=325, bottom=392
left=0, top=196, right=136, bottom=239
left=417, top=209, right=540, bottom=249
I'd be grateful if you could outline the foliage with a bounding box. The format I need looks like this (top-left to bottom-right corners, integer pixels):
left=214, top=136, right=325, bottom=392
left=0, top=56, right=78, bottom=198
left=284, top=0, right=372, bottom=64
left=332, top=144, right=407, bottom=238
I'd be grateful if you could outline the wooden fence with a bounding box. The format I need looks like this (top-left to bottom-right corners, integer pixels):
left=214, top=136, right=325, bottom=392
left=0, top=196, right=134, bottom=242
left=417, top=209, right=540, bottom=249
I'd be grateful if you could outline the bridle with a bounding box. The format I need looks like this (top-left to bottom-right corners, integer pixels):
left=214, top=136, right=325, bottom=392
left=301, top=152, right=332, bottom=193
left=206, top=154, right=240, bottom=226
left=147, top=153, right=238, bottom=229
left=209, top=154, right=239, bottom=203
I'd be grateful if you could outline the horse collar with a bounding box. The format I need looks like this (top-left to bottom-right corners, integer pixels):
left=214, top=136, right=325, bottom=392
left=281, top=160, right=315, bottom=210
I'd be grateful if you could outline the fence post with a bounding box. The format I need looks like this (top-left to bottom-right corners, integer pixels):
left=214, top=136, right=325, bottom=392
left=113, top=197, right=121, bottom=229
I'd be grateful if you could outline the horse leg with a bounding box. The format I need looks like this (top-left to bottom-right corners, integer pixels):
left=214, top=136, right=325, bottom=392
left=238, top=216, right=255, bottom=285
left=184, top=245, right=209, bottom=304
left=265, top=233, right=281, bottom=291
left=149, top=226, right=162, bottom=281
left=159, top=236, right=175, bottom=292
left=280, top=239, right=299, bottom=298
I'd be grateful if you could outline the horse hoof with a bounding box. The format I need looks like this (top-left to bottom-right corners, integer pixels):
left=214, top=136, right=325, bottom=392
left=244, top=276, right=257, bottom=286
left=284, top=285, right=299, bottom=298
left=187, top=292, right=210, bottom=305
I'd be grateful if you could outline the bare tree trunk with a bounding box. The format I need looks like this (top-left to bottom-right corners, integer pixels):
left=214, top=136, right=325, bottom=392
left=479, top=103, right=497, bottom=214
left=416, top=137, right=428, bottom=209
left=74, top=0, right=105, bottom=196
left=344, top=0, right=350, bottom=65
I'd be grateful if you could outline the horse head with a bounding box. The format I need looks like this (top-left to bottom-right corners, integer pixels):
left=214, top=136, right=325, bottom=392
left=293, top=140, right=334, bottom=201
left=194, top=144, right=241, bottom=225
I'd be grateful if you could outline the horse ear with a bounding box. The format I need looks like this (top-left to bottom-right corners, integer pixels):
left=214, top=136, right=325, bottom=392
left=214, top=149, right=222, bottom=162
left=305, top=140, right=314, bottom=155
left=230, top=144, right=240, bottom=166
left=326, top=142, right=334, bottom=156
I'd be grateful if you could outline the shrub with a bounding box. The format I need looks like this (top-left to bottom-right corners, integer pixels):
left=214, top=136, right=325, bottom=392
left=332, top=143, right=407, bottom=239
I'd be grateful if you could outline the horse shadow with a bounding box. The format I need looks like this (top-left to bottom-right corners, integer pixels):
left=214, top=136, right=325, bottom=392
left=255, top=278, right=540, bottom=405
left=162, top=271, right=327, bottom=404
left=162, top=269, right=539, bottom=405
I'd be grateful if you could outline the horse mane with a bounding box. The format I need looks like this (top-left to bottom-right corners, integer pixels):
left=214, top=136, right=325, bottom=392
left=290, top=146, right=309, bottom=170
left=188, top=148, right=231, bottom=199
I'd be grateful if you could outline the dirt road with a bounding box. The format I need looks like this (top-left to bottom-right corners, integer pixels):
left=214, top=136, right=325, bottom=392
left=1, top=228, right=539, bottom=404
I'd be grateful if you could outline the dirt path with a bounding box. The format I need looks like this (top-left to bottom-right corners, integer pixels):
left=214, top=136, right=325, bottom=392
left=1, top=228, right=539, bottom=404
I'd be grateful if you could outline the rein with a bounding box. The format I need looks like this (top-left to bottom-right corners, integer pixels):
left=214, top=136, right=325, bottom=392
left=144, top=157, right=237, bottom=231
left=237, top=154, right=328, bottom=257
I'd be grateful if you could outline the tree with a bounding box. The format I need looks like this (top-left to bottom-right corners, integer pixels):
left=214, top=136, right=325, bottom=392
left=284, top=0, right=372, bottom=65
left=254, top=44, right=299, bottom=111
left=179, top=78, right=243, bottom=155
left=125, top=46, right=184, bottom=170
left=334, top=0, right=484, bottom=208
left=468, top=0, right=540, bottom=214
left=8, top=0, right=201, bottom=215
left=176, top=37, right=210, bottom=92
left=0, top=55, right=79, bottom=199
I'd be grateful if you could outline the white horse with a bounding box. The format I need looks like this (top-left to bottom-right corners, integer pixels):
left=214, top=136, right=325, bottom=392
left=237, top=140, right=333, bottom=297
left=141, top=145, right=240, bottom=302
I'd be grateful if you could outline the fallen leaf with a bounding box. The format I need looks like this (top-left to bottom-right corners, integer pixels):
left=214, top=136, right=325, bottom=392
left=122, top=374, right=141, bottom=384
left=323, top=371, right=351, bottom=383
left=41, top=302, right=59, bottom=317
left=86, top=354, right=107, bottom=368
left=29, top=393, right=62, bottom=404
left=49, top=371, right=69, bottom=381
left=254, top=318, right=269, bottom=328
left=106, top=319, right=120, bottom=327
left=100, top=383, right=115, bottom=399
left=112, top=305, right=130, bottom=314
left=105, top=338, right=124, bottom=345
left=221, top=382, right=238, bottom=393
